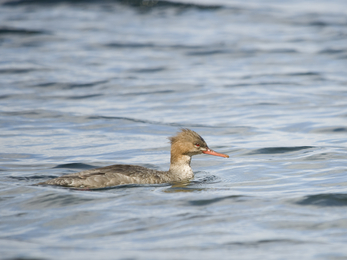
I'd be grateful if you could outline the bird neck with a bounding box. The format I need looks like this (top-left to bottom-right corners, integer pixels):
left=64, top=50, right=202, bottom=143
left=169, top=143, right=194, bottom=178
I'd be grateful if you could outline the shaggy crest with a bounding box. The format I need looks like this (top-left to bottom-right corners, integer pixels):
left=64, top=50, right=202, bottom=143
left=169, top=128, right=207, bottom=147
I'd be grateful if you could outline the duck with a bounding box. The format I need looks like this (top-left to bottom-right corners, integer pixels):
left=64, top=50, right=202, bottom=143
left=38, top=128, right=229, bottom=188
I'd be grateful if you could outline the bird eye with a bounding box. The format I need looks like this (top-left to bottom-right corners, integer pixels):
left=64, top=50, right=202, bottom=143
left=195, top=143, right=200, bottom=147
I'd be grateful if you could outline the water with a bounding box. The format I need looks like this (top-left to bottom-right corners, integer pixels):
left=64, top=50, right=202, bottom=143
left=1, top=0, right=347, bottom=259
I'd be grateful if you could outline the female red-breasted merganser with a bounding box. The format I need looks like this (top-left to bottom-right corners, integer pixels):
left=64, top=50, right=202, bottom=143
left=38, top=128, right=229, bottom=188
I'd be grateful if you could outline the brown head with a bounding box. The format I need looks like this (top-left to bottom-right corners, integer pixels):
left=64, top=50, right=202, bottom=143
left=168, top=128, right=229, bottom=160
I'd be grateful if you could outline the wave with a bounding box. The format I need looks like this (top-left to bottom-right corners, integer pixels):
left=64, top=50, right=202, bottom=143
left=35, top=80, right=109, bottom=89
left=296, top=193, right=347, bottom=207
left=248, top=146, right=314, bottom=155
left=0, top=26, right=48, bottom=35
left=188, top=195, right=245, bottom=206
left=312, top=127, right=347, bottom=134
left=3, top=0, right=224, bottom=10
left=53, top=163, right=96, bottom=169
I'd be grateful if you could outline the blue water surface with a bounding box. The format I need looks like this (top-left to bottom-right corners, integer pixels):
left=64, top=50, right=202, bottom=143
left=0, top=0, right=347, bottom=259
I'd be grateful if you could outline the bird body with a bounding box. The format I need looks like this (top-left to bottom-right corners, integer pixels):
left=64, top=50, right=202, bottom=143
left=38, top=129, right=228, bottom=188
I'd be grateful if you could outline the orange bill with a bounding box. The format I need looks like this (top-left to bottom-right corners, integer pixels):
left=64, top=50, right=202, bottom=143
left=202, top=148, right=229, bottom=158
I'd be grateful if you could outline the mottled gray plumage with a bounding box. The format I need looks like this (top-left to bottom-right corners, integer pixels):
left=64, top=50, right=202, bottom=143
left=38, top=129, right=228, bottom=189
